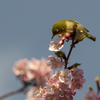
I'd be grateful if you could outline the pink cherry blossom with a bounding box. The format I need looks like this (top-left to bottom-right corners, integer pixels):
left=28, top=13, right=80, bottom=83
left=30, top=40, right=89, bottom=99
left=13, top=58, right=29, bottom=81
left=45, top=75, right=58, bottom=87
left=83, top=91, right=97, bottom=100
left=13, top=58, right=52, bottom=86
left=59, top=69, right=72, bottom=84
left=25, top=61, right=36, bottom=80
left=26, top=87, right=44, bottom=100
left=34, top=86, right=52, bottom=98
left=72, top=68, right=84, bottom=79
left=58, top=82, right=69, bottom=91
left=49, top=38, right=64, bottom=51
left=96, top=95, right=100, bottom=100
left=45, top=71, right=61, bottom=89
left=29, top=58, right=52, bottom=87
left=70, top=78, right=86, bottom=90
left=34, top=69, right=82, bottom=100
left=59, top=96, right=73, bottom=100
left=58, top=88, right=73, bottom=100
left=13, top=58, right=28, bottom=76
left=33, top=67, right=85, bottom=100
left=47, top=55, right=64, bottom=69
left=46, top=69, right=71, bottom=88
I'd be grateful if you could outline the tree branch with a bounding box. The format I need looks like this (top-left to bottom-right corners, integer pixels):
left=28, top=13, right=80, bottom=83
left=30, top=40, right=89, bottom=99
left=65, top=38, right=75, bottom=69
left=0, top=87, right=25, bottom=100
left=64, top=22, right=77, bottom=69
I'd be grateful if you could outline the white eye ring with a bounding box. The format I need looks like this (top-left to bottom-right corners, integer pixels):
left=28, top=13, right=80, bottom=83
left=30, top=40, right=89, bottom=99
left=54, top=29, right=58, bottom=33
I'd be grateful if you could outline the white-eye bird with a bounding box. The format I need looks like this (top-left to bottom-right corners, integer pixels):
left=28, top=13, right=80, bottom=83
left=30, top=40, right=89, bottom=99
left=52, top=20, right=96, bottom=42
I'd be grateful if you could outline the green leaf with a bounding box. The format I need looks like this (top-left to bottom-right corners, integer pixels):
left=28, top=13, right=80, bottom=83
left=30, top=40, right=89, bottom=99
left=55, top=51, right=66, bottom=58
left=68, top=63, right=81, bottom=70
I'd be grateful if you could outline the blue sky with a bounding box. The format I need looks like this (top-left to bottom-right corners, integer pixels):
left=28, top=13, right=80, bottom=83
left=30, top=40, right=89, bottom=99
left=0, top=1, right=100, bottom=100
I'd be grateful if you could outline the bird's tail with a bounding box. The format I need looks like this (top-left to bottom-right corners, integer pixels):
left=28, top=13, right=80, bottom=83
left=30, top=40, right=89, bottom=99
left=87, top=33, right=96, bottom=41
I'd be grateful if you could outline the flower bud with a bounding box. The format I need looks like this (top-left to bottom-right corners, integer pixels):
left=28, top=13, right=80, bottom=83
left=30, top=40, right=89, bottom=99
left=65, top=33, right=70, bottom=38
left=58, top=34, right=63, bottom=37
left=59, top=40, right=64, bottom=46
left=71, top=89, right=76, bottom=96
left=66, top=38, right=69, bottom=42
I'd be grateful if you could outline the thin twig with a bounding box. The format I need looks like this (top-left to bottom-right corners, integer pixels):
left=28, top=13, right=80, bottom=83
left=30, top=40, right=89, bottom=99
left=65, top=38, right=75, bottom=69
left=0, top=87, right=24, bottom=100
left=64, top=23, right=77, bottom=69
left=97, top=88, right=99, bottom=95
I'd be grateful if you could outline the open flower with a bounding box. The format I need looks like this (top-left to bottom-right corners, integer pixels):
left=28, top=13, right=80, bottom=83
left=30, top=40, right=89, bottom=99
left=25, top=61, right=36, bottom=80
left=70, top=78, right=86, bottom=90
left=29, top=58, right=52, bottom=87
left=83, top=91, right=97, bottom=100
left=26, top=87, right=44, bottom=100
left=13, top=58, right=52, bottom=86
left=13, top=58, right=29, bottom=81
left=45, top=70, right=61, bottom=88
left=47, top=55, right=64, bottom=69
left=49, top=38, right=64, bottom=51
left=59, top=69, right=72, bottom=84
left=13, top=58, right=28, bottom=76
left=34, top=86, right=52, bottom=98
left=72, top=68, right=84, bottom=79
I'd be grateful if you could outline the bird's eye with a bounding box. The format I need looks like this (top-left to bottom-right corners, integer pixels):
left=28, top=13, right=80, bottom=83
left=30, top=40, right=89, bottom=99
left=54, top=29, right=58, bottom=33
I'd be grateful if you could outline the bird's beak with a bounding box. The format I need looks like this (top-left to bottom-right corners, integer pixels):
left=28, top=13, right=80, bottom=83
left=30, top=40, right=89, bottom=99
left=51, top=35, right=54, bottom=39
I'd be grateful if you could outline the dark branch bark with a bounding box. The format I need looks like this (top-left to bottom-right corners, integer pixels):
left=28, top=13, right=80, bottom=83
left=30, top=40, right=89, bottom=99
left=65, top=38, right=75, bottom=69
left=0, top=87, right=24, bottom=100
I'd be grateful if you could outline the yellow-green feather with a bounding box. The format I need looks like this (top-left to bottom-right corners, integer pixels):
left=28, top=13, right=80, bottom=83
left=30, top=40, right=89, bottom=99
left=84, top=28, right=96, bottom=41
left=52, top=20, right=96, bottom=41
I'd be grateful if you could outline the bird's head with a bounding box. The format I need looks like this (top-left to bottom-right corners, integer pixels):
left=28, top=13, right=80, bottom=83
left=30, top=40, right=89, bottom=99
left=52, top=20, right=66, bottom=39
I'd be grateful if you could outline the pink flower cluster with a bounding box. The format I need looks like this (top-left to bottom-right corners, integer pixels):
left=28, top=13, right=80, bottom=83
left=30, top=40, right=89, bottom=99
left=84, top=91, right=100, bottom=100
left=13, top=58, right=52, bottom=88
left=70, top=68, right=86, bottom=90
left=34, top=68, right=86, bottom=100
left=58, top=32, right=70, bottom=45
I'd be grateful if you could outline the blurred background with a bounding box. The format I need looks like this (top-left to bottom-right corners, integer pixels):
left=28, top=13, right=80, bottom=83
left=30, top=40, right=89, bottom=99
left=0, top=0, right=100, bottom=100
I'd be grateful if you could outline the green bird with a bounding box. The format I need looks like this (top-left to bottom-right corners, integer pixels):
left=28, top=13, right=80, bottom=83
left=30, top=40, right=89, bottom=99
left=52, top=20, right=96, bottom=42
